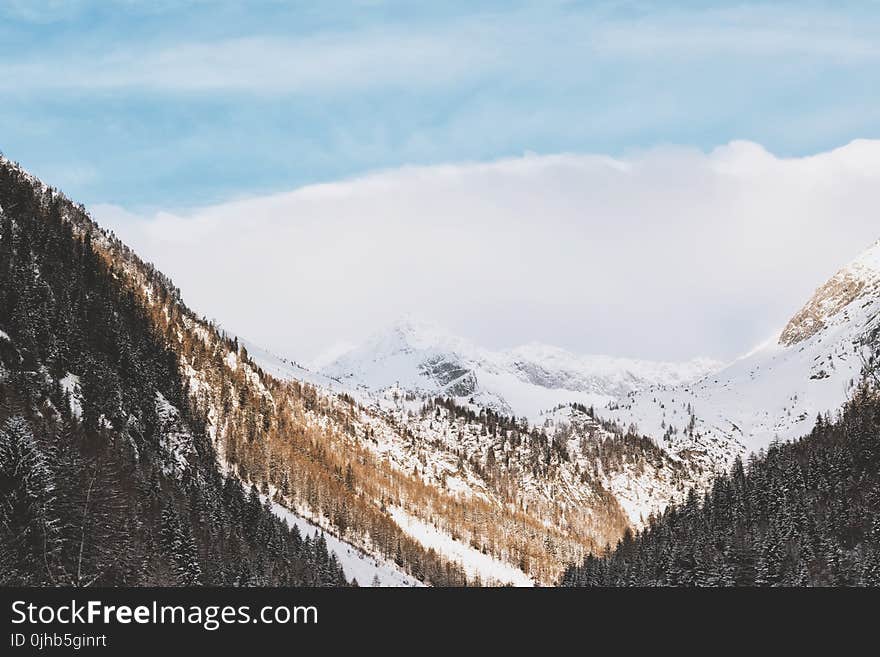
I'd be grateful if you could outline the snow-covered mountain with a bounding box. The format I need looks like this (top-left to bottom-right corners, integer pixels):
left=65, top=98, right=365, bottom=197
left=318, top=317, right=722, bottom=420
left=245, top=239, right=880, bottom=583
left=602, top=239, right=880, bottom=465
left=305, top=238, right=880, bottom=461
left=245, top=337, right=712, bottom=582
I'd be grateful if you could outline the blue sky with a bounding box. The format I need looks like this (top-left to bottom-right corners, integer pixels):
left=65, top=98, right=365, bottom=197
left=2, top=0, right=879, bottom=210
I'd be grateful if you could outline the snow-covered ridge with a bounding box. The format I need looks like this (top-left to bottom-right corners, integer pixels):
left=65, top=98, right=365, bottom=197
left=509, top=342, right=722, bottom=393
left=781, top=239, right=880, bottom=346
left=201, top=239, right=880, bottom=580
left=604, top=238, right=880, bottom=463
left=318, top=317, right=722, bottom=420
left=238, top=338, right=342, bottom=389
left=240, top=341, right=686, bottom=579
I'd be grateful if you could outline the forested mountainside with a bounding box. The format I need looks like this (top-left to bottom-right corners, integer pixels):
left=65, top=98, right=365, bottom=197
left=560, top=381, right=880, bottom=586
left=245, top=343, right=717, bottom=583
left=0, top=156, right=349, bottom=586
left=346, top=392, right=711, bottom=542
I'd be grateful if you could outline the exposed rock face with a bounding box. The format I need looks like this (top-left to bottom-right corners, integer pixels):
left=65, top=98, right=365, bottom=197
left=780, top=240, right=880, bottom=346
left=418, top=356, right=477, bottom=396
left=779, top=271, right=866, bottom=345
left=598, top=238, right=880, bottom=465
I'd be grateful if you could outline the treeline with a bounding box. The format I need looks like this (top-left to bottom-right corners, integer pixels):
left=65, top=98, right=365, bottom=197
left=0, top=156, right=348, bottom=586
left=560, top=386, right=880, bottom=586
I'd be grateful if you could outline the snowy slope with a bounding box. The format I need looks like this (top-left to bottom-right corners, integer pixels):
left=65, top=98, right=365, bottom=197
left=311, top=384, right=701, bottom=568
left=269, top=502, right=421, bottom=587
left=239, top=351, right=692, bottom=580
left=318, top=317, right=721, bottom=420
left=603, top=239, right=880, bottom=464
left=242, top=325, right=719, bottom=559
left=387, top=506, right=535, bottom=587
left=239, top=338, right=343, bottom=390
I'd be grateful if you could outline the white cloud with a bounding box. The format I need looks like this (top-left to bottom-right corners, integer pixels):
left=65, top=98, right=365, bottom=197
left=94, top=139, right=880, bottom=363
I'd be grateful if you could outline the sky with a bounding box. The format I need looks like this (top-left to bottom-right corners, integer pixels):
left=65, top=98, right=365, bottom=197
left=2, top=1, right=880, bottom=363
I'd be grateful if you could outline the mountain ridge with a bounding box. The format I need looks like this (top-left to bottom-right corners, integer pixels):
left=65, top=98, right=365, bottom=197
left=602, top=238, right=880, bottom=464
left=318, top=316, right=723, bottom=419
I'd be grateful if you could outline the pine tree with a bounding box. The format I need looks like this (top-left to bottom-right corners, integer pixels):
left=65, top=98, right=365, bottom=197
left=0, top=416, right=60, bottom=584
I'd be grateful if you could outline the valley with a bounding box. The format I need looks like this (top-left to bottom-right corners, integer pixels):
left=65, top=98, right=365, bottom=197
left=2, top=151, right=878, bottom=587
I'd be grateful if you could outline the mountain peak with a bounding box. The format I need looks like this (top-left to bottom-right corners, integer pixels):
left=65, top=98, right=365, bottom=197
left=780, top=238, right=880, bottom=346
left=386, top=315, right=457, bottom=347
left=318, top=319, right=722, bottom=419
left=849, top=238, right=880, bottom=276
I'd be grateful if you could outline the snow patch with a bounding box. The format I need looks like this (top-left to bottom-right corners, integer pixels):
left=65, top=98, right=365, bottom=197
left=59, top=373, right=83, bottom=419
left=155, top=391, right=195, bottom=477
left=269, top=501, right=421, bottom=587
left=387, top=506, right=535, bottom=587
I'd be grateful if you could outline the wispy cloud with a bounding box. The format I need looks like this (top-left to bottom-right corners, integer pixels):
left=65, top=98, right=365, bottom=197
left=592, top=5, right=880, bottom=59
left=1, top=31, right=492, bottom=94
left=2, top=4, right=878, bottom=95
left=0, top=0, right=88, bottom=23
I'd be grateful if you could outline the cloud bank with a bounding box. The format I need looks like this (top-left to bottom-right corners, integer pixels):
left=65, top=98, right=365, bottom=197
left=95, top=140, right=880, bottom=363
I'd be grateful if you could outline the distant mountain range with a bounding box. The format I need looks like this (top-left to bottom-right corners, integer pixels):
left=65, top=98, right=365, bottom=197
left=316, top=316, right=722, bottom=419
left=310, top=238, right=880, bottom=467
